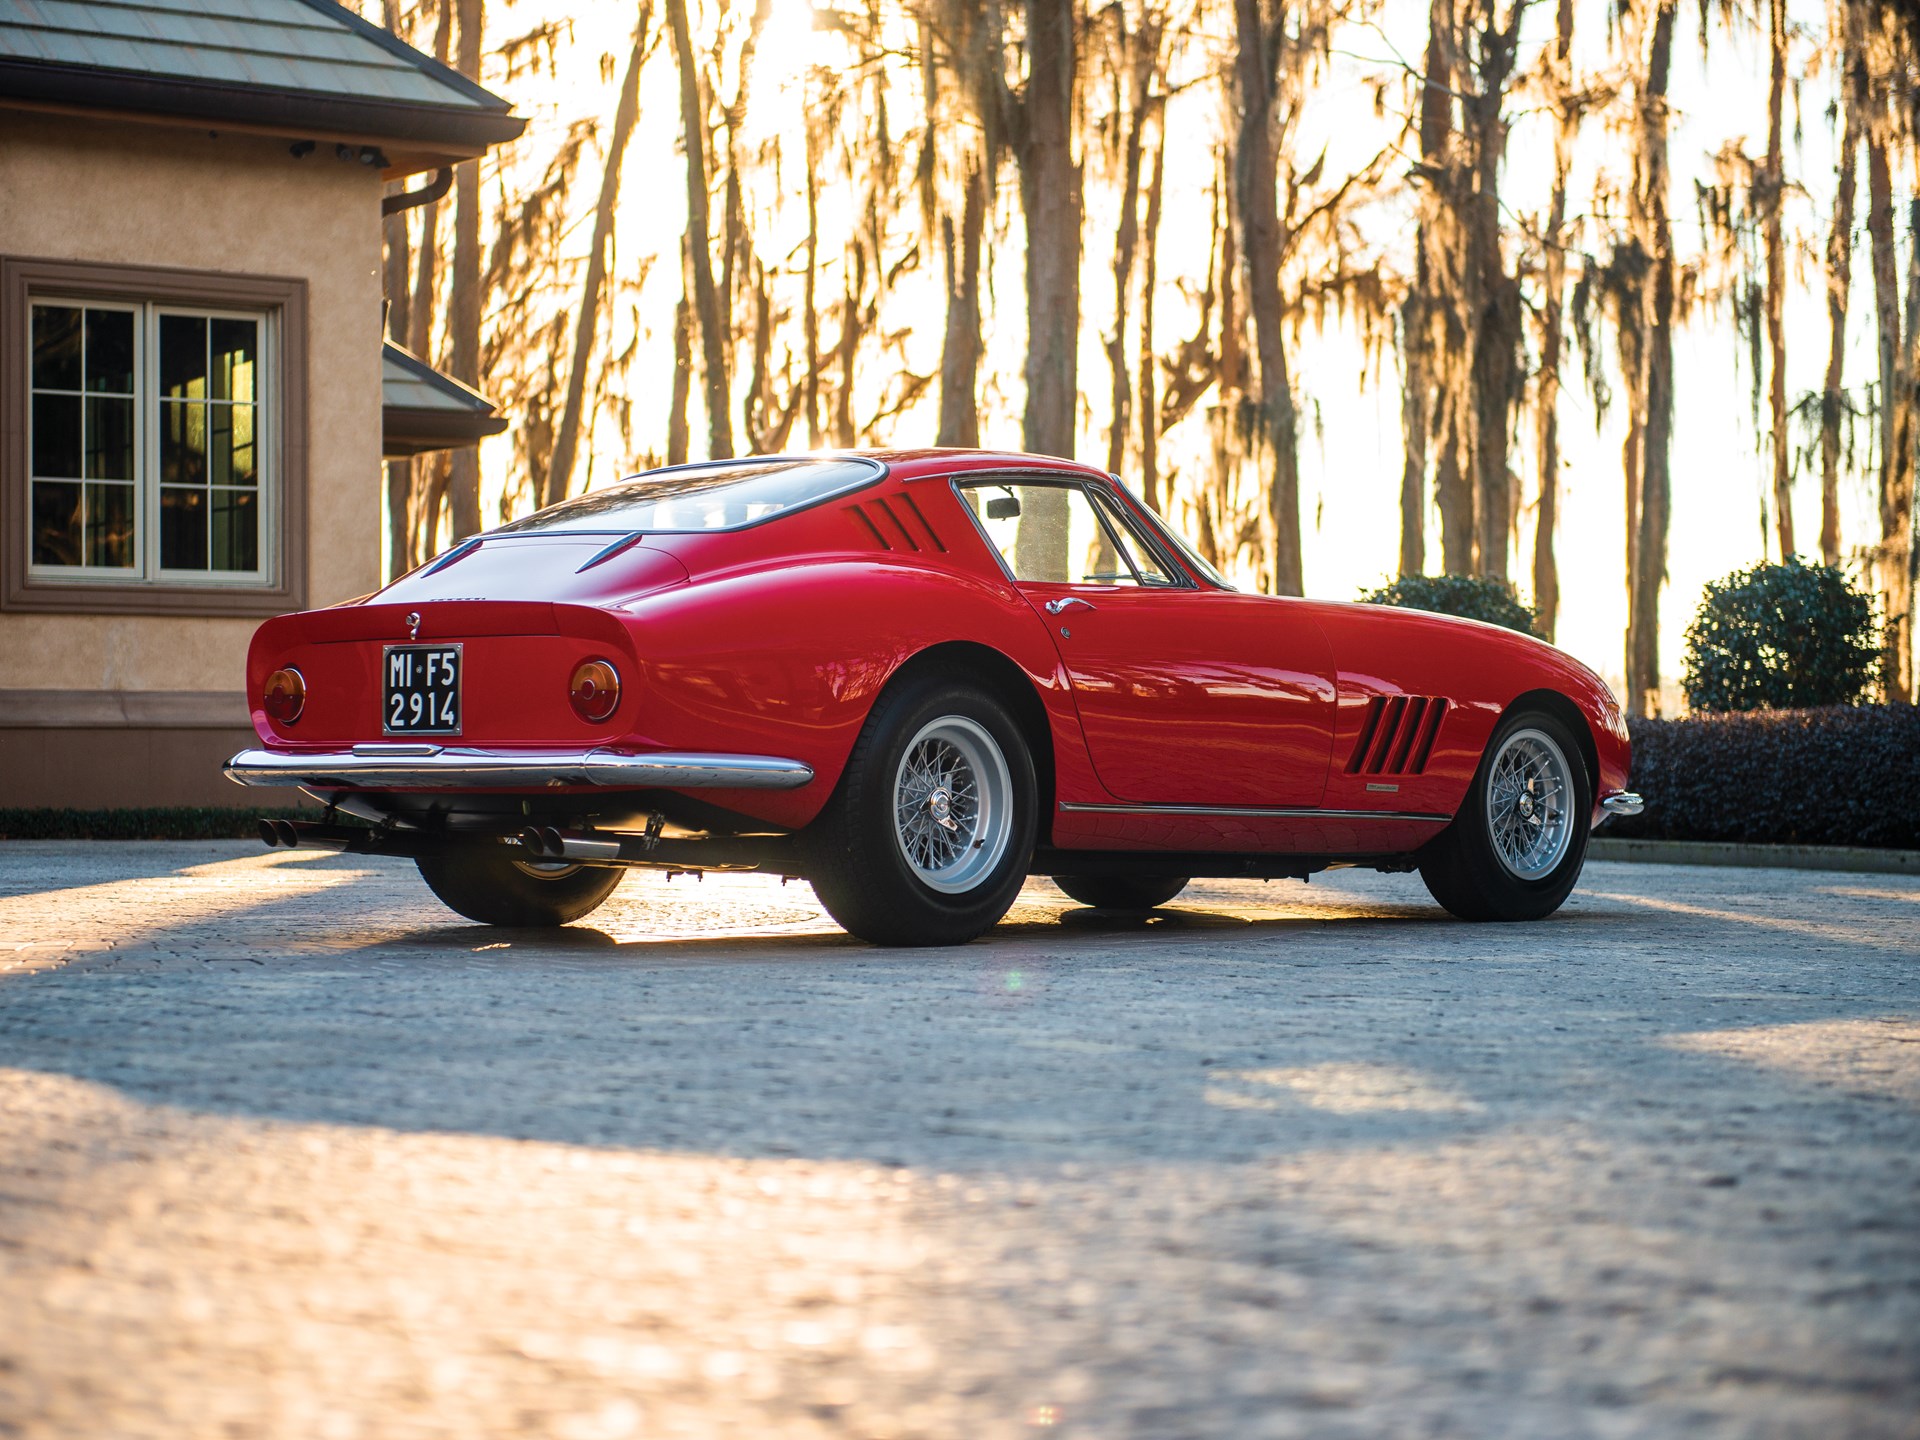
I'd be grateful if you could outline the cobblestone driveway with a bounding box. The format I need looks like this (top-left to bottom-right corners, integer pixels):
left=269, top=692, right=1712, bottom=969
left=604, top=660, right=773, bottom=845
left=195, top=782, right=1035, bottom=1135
left=1, top=842, right=1916, bottom=1439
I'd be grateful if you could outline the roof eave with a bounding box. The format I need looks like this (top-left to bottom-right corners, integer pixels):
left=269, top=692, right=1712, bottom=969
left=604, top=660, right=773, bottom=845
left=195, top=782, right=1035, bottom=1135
left=0, top=60, right=525, bottom=165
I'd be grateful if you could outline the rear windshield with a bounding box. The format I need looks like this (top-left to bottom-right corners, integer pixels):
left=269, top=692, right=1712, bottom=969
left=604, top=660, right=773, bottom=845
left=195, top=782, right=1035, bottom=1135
left=496, top=457, right=882, bottom=534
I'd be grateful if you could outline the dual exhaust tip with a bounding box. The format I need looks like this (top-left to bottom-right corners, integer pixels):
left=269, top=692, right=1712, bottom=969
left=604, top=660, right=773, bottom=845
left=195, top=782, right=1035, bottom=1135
left=258, top=818, right=301, bottom=848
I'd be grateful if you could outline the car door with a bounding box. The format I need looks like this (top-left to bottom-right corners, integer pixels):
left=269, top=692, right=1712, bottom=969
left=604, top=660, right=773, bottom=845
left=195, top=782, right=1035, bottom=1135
left=954, top=476, right=1336, bottom=808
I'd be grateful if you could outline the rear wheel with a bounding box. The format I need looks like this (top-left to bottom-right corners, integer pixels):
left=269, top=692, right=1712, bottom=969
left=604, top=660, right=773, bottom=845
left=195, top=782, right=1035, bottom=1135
left=416, top=850, right=623, bottom=927
left=808, top=677, right=1037, bottom=946
left=1052, top=874, right=1190, bottom=911
left=1419, top=708, right=1591, bottom=922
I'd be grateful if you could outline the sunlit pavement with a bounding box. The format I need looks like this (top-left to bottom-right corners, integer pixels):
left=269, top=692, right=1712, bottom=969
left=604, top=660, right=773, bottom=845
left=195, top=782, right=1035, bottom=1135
left=0, top=843, right=1916, bottom=1440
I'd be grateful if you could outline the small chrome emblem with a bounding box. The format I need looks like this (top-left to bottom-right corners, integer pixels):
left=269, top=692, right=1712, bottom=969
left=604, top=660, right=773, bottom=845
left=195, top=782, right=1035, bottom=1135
left=405, top=611, right=422, bottom=640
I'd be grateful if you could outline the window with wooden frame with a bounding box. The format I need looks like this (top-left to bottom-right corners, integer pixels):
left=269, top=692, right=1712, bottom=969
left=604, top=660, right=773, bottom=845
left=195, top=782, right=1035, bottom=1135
left=2, top=258, right=306, bottom=615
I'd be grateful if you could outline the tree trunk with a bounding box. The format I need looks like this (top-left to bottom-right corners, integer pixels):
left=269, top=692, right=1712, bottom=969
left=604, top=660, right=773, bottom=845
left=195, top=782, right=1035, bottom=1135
left=803, top=114, right=822, bottom=448
left=1013, top=0, right=1082, bottom=581
left=380, top=2, right=414, bottom=578
left=1401, top=3, right=1454, bottom=577
left=1231, top=0, right=1302, bottom=596
left=937, top=159, right=985, bottom=447
left=1105, top=11, right=1158, bottom=481
left=667, top=0, right=732, bottom=460
left=1532, top=0, right=1573, bottom=638
left=1462, top=9, right=1520, bottom=582
left=398, top=0, right=453, bottom=569
left=446, top=0, right=485, bottom=541
left=1888, top=190, right=1920, bottom=702
left=667, top=239, right=692, bottom=466
left=1138, top=110, right=1165, bottom=513
left=549, top=7, right=650, bottom=504
left=1822, top=2, right=1863, bottom=567
left=1626, top=0, right=1677, bottom=717
left=1764, top=0, right=1792, bottom=558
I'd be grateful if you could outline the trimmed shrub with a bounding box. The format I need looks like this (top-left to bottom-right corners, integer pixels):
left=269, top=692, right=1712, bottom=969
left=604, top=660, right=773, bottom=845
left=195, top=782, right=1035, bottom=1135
left=0, top=807, right=319, bottom=841
left=1683, top=557, right=1880, bottom=712
left=1357, top=574, right=1540, bottom=636
left=1606, top=705, right=1920, bottom=850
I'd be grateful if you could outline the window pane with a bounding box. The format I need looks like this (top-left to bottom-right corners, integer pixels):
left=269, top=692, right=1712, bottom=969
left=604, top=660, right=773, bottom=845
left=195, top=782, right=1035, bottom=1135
left=210, top=489, right=258, bottom=572
left=86, top=395, right=134, bottom=480
left=85, top=308, right=135, bottom=394
left=1092, top=491, right=1174, bottom=584
left=211, top=318, right=257, bottom=402
left=161, top=487, right=207, bottom=569
left=31, top=481, right=82, bottom=566
left=960, top=482, right=1142, bottom=586
left=31, top=306, right=82, bottom=390
left=160, top=315, right=208, bottom=400
left=497, top=458, right=881, bottom=534
left=31, top=392, right=82, bottom=478
left=161, top=400, right=207, bottom=485
left=208, top=403, right=259, bottom=486
left=85, top=482, right=135, bottom=568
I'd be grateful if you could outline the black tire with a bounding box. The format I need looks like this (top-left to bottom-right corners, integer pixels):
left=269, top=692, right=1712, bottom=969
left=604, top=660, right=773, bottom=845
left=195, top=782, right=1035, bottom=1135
left=1052, top=874, right=1190, bottom=911
left=416, top=849, right=623, bottom=927
left=1419, top=707, right=1593, bottom=922
left=807, top=676, right=1037, bottom=946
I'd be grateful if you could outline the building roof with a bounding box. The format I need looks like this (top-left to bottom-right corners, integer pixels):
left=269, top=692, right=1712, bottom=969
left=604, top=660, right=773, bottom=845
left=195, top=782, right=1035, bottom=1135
left=382, top=341, right=507, bottom=458
left=0, top=0, right=523, bottom=174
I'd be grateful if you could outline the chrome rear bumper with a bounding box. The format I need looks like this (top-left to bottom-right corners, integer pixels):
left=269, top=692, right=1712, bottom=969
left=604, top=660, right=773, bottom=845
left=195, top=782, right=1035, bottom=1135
left=224, top=744, right=815, bottom=791
left=1599, top=791, right=1644, bottom=817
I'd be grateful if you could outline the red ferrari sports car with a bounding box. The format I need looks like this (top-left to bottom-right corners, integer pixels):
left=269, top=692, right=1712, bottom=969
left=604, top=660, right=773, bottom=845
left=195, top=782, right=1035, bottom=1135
left=227, top=450, right=1641, bottom=945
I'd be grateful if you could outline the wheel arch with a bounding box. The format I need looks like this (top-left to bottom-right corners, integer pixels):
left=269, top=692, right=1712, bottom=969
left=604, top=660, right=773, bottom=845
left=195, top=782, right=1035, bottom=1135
left=882, top=640, right=1058, bottom=841
left=1497, top=687, right=1599, bottom=794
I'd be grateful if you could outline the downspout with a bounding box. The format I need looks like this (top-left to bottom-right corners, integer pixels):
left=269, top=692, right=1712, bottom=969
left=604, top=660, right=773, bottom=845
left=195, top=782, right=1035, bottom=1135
left=382, top=167, right=453, bottom=217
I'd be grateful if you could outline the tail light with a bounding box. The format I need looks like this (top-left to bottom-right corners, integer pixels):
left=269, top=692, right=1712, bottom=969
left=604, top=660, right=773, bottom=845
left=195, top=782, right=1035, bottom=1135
left=569, top=659, right=621, bottom=723
left=263, top=667, right=306, bottom=725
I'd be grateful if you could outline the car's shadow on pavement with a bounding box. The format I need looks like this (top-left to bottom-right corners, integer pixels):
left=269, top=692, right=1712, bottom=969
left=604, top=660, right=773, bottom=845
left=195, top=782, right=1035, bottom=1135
left=1, top=848, right=1914, bottom=1172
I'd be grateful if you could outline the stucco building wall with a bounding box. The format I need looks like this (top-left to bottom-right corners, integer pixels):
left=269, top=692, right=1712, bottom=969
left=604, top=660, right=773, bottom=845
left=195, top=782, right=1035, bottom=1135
left=0, top=111, right=381, bottom=806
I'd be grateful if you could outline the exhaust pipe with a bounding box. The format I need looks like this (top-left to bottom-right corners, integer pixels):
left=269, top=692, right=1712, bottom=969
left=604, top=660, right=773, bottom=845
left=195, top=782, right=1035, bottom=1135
left=259, top=818, right=304, bottom=848
left=518, top=825, right=622, bottom=861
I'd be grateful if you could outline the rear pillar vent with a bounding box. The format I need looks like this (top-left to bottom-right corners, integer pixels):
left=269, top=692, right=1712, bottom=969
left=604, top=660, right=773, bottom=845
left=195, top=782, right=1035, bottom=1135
left=1346, top=695, right=1448, bottom=775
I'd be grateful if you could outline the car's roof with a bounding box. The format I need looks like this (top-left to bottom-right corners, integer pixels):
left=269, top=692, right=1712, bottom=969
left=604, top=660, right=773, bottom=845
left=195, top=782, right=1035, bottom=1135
left=844, top=448, right=1114, bottom=484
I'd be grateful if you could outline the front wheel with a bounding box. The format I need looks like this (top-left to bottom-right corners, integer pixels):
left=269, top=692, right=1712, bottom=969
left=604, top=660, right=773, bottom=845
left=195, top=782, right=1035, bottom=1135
left=808, top=677, right=1037, bottom=946
left=1419, top=709, right=1592, bottom=922
left=1052, top=874, right=1190, bottom=911
left=416, top=850, right=623, bottom=927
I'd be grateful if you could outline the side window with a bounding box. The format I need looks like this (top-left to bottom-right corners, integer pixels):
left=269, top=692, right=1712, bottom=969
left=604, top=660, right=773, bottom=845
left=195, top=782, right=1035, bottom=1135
left=1089, top=489, right=1176, bottom=585
left=958, top=480, right=1182, bottom=587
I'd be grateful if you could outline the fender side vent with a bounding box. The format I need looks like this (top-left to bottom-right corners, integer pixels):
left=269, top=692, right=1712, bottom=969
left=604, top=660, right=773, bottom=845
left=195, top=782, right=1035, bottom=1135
left=1347, top=696, right=1448, bottom=775
left=846, top=504, right=892, bottom=550
left=867, top=497, right=923, bottom=551
left=894, top=492, right=947, bottom=552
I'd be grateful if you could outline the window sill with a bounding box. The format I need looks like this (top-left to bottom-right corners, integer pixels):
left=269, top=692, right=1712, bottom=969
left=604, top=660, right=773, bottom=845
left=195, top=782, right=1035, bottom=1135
left=2, top=577, right=301, bottom=617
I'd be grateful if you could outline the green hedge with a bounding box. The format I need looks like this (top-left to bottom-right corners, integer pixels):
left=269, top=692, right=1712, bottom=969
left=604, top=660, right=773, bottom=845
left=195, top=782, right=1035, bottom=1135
left=0, top=807, right=317, bottom=841
left=1357, top=574, right=1540, bottom=636
left=1606, top=705, right=1920, bottom=850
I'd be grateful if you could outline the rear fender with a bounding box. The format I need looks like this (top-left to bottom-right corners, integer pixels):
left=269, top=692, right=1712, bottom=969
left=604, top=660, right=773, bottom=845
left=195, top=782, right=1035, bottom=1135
left=614, top=559, right=1094, bottom=830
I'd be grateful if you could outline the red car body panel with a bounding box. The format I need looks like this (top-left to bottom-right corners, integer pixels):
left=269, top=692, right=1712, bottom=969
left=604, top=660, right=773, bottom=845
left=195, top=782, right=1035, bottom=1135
left=240, top=448, right=1630, bottom=858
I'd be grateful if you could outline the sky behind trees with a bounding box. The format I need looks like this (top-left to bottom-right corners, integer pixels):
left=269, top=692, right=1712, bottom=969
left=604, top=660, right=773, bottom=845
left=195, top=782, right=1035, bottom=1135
left=374, top=0, right=1915, bottom=713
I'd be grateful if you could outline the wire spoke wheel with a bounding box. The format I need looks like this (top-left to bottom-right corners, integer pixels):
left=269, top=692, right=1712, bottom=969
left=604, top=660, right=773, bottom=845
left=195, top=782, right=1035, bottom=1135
left=1484, top=726, right=1575, bottom=881
left=891, top=714, right=1013, bottom=894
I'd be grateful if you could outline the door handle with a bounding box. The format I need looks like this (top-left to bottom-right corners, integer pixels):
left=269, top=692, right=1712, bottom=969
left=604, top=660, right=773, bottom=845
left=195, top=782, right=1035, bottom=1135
left=1044, top=597, right=1094, bottom=615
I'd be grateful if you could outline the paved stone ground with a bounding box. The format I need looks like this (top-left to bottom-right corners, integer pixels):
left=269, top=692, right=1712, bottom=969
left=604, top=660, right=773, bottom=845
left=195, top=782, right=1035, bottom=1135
left=0, top=842, right=1915, bottom=1440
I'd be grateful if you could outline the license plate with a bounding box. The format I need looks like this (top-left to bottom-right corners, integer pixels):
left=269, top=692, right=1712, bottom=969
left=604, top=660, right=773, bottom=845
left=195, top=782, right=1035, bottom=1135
left=382, top=643, right=461, bottom=734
